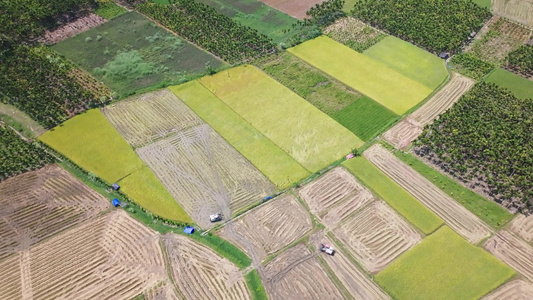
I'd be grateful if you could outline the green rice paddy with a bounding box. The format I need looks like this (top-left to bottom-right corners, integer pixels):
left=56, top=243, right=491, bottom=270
left=39, top=109, right=191, bottom=222
left=52, top=12, right=225, bottom=96
left=485, top=68, right=533, bottom=100
left=376, top=226, right=515, bottom=300
left=364, top=36, right=448, bottom=90
left=199, top=65, right=364, bottom=172
left=169, top=81, right=310, bottom=189
left=288, top=36, right=433, bottom=115
left=343, top=156, right=443, bottom=234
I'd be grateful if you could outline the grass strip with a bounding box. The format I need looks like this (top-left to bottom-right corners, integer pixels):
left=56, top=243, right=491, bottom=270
left=245, top=269, right=268, bottom=300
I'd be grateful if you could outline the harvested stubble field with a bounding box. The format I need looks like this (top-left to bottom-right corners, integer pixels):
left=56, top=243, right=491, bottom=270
left=484, top=230, right=533, bottom=281
left=199, top=65, right=364, bottom=172
left=298, top=167, right=374, bottom=228
left=258, top=0, right=326, bottom=19
left=163, top=234, right=250, bottom=299
left=137, top=124, right=275, bottom=228
left=334, top=200, right=421, bottom=273
left=324, top=17, right=386, bottom=53
left=383, top=73, right=475, bottom=149
left=377, top=226, right=515, bottom=300
left=364, top=144, right=492, bottom=243
left=482, top=280, right=533, bottom=300
left=288, top=36, right=433, bottom=115
left=102, top=89, right=203, bottom=147
left=262, top=243, right=344, bottom=299
left=0, top=211, right=167, bottom=300
left=52, top=12, right=225, bottom=95
left=493, top=0, right=533, bottom=27
left=308, top=231, right=390, bottom=299
left=171, top=81, right=309, bottom=188
left=219, top=194, right=312, bottom=261
left=143, top=281, right=179, bottom=300
left=0, top=164, right=109, bottom=261
left=509, top=214, right=533, bottom=243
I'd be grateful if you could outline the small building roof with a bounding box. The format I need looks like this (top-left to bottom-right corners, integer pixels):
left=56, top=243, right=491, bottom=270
left=112, top=198, right=121, bottom=207
left=184, top=226, right=194, bottom=234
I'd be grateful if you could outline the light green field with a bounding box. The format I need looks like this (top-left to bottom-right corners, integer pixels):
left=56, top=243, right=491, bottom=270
left=39, top=109, right=191, bottom=222
left=376, top=226, right=515, bottom=300
left=39, top=109, right=143, bottom=183
left=485, top=68, right=533, bottom=100
left=473, top=0, right=491, bottom=9
left=169, top=81, right=310, bottom=188
left=364, top=36, right=448, bottom=90
left=288, top=36, right=433, bottom=115
left=343, top=156, right=443, bottom=234
left=199, top=65, right=364, bottom=172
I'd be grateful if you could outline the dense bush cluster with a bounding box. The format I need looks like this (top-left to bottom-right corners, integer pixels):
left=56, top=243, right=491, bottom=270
left=450, top=53, right=495, bottom=80
left=352, top=0, right=491, bottom=53
left=305, top=0, right=345, bottom=27
left=0, top=126, right=53, bottom=181
left=0, top=46, right=107, bottom=128
left=415, top=82, right=533, bottom=210
left=137, top=1, right=276, bottom=63
left=506, top=44, right=533, bottom=76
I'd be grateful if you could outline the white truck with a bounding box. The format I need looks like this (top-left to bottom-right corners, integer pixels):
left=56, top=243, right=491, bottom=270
left=210, top=213, right=222, bottom=223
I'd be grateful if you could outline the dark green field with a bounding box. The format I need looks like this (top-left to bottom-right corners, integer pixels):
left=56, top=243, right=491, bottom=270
left=52, top=12, right=226, bottom=96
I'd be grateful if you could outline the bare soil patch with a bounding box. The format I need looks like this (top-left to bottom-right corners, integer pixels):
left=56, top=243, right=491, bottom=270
left=509, top=213, right=533, bottom=243
left=0, top=164, right=109, bottom=260
left=333, top=200, right=421, bottom=273
left=383, top=74, right=474, bottom=149
left=258, top=0, right=327, bottom=19
left=493, top=0, right=533, bottom=28
left=262, top=243, right=344, bottom=299
left=482, top=280, right=533, bottom=300
left=40, top=14, right=107, bottom=44
left=0, top=211, right=167, bottom=299
left=137, top=124, right=275, bottom=228
left=484, top=230, right=533, bottom=281
left=219, top=194, right=312, bottom=262
left=102, top=89, right=203, bottom=147
left=163, top=234, right=250, bottom=300
left=364, top=144, right=492, bottom=243
left=298, top=167, right=373, bottom=228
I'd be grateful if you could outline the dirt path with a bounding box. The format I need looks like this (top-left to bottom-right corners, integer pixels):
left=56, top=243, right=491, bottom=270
left=0, top=103, right=46, bottom=138
left=364, top=144, right=492, bottom=243
left=484, top=230, right=533, bottom=282
left=383, top=74, right=474, bottom=149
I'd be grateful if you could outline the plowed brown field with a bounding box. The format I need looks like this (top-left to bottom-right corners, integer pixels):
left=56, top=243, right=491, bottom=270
left=484, top=230, right=533, bottom=282
left=383, top=74, right=474, bottom=149
left=258, top=0, right=327, bottom=19
left=0, top=211, right=167, bottom=299
left=137, top=124, right=275, bottom=228
left=262, top=244, right=344, bottom=299
left=163, top=234, right=250, bottom=300
left=219, top=194, right=312, bottom=262
left=364, top=144, right=492, bottom=243
left=0, top=255, right=22, bottom=299
left=509, top=214, right=533, bottom=243
left=40, top=14, right=107, bottom=44
left=333, top=200, right=421, bottom=273
left=298, top=167, right=373, bottom=228
left=0, top=164, right=109, bottom=260
left=482, top=280, right=533, bottom=300
left=102, top=89, right=203, bottom=147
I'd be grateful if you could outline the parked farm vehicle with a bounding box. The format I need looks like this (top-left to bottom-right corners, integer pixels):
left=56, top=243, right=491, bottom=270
left=210, top=213, right=222, bottom=223
left=320, top=243, right=335, bottom=256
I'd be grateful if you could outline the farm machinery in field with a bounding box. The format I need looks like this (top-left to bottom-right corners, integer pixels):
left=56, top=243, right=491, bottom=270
left=320, top=243, right=335, bottom=256
left=209, top=213, right=223, bottom=223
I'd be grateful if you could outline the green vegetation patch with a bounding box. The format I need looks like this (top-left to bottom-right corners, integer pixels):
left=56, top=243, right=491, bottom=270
left=38, top=109, right=191, bottom=222
left=288, top=36, right=432, bottom=115
left=245, top=269, right=268, bottom=300
left=416, top=82, right=533, bottom=209
left=391, top=148, right=513, bottom=228
left=364, top=36, right=448, bottom=90
left=376, top=226, right=515, bottom=300
left=94, top=2, right=127, bottom=19
left=199, top=65, right=364, bottom=172
left=450, top=53, right=495, bottom=80
left=52, top=12, right=225, bottom=96
left=485, top=68, right=533, bottom=100
left=343, top=156, right=443, bottom=234
left=333, top=97, right=398, bottom=141
left=473, top=0, right=491, bottom=9
left=506, top=44, right=533, bottom=77
left=169, top=81, right=310, bottom=189
left=119, top=166, right=192, bottom=222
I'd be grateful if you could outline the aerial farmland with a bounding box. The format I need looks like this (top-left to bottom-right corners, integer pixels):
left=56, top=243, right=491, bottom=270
left=1, top=0, right=532, bottom=299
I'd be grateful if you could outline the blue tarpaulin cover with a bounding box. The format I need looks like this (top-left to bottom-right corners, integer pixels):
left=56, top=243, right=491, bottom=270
left=184, top=226, right=194, bottom=234
left=112, top=198, right=121, bottom=207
